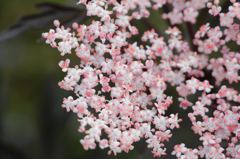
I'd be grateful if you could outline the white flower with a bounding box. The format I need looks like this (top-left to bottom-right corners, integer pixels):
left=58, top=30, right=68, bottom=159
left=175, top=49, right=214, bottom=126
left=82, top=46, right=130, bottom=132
left=209, top=5, right=221, bottom=16
left=58, top=59, right=70, bottom=72
left=192, top=101, right=208, bottom=116
left=58, top=41, right=72, bottom=54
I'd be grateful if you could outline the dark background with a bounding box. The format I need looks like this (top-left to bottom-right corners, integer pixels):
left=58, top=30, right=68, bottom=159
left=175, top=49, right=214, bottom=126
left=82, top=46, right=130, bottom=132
left=0, top=0, right=235, bottom=159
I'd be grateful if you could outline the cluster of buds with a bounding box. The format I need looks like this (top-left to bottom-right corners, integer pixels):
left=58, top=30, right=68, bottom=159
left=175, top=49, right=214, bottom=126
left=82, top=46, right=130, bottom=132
left=42, top=0, right=240, bottom=158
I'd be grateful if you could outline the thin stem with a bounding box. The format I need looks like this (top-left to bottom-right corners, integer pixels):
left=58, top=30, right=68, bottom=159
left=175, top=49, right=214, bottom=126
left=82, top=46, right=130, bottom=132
left=210, top=104, right=217, bottom=109
left=186, top=22, right=199, bottom=54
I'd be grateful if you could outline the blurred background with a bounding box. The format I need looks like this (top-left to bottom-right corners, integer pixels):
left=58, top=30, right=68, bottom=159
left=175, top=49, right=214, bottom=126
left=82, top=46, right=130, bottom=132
left=0, top=0, right=234, bottom=159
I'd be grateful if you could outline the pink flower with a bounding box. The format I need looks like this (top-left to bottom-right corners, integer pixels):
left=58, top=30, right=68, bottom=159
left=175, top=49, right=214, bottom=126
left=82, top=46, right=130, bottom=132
left=209, top=5, right=221, bottom=16
left=178, top=97, right=193, bottom=110
left=183, top=7, right=198, bottom=24
left=42, top=0, right=240, bottom=158
left=168, top=8, right=183, bottom=25
left=58, top=59, right=70, bottom=72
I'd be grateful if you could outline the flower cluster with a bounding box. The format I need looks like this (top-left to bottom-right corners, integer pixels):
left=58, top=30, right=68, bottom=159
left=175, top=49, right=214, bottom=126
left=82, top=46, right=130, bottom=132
left=42, top=0, right=240, bottom=158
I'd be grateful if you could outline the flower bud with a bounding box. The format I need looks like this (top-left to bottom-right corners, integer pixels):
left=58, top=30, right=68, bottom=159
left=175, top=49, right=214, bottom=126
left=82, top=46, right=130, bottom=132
left=54, top=19, right=60, bottom=27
